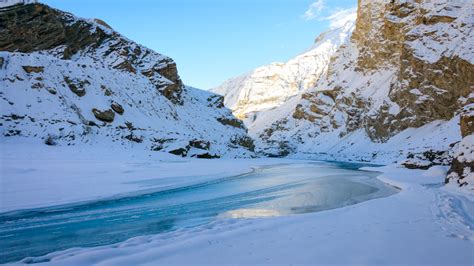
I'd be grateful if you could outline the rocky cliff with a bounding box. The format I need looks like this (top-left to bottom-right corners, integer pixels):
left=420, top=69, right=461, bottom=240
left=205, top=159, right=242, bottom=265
left=212, top=16, right=355, bottom=126
left=216, top=0, right=474, bottom=187
left=0, top=3, right=254, bottom=158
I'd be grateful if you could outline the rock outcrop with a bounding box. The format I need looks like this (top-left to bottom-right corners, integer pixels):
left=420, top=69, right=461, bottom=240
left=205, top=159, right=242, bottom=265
left=212, top=16, right=355, bottom=123
left=0, top=3, right=183, bottom=103
left=217, top=0, right=474, bottom=173
left=446, top=103, right=474, bottom=189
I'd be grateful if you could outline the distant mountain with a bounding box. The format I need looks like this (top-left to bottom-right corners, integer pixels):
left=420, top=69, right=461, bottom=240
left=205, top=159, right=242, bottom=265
left=0, top=3, right=254, bottom=158
left=212, top=17, right=355, bottom=127
left=216, top=0, right=474, bottom=188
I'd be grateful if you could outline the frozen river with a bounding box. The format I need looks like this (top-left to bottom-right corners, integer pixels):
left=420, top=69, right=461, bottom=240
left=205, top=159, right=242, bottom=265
left=0, top=162, right=398, bottom=263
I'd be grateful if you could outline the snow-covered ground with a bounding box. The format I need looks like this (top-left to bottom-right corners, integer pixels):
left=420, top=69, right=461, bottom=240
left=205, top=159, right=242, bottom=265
left=1, top=141, right=473, bottom=265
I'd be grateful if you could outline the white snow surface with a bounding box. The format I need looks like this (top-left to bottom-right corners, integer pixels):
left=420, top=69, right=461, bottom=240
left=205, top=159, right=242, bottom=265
left=0, top=140, right=282, bottom=213
left=3, top=149, right=472, bottom=265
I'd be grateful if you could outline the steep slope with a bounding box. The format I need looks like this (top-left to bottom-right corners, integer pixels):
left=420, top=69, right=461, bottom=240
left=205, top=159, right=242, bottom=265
left=212, top=16, right=356, bottom=125
left=256, top=0, right=474, bottom=168
left=0, top=3, right=254, bottom=158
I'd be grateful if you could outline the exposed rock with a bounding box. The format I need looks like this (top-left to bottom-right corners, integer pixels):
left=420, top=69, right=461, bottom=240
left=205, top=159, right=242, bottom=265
left=64, top=77, right=87, bottom=97
left=101, top=85, right=113, bottom=96
left=446, top=135, right=474, bottom=188
left=0, top=3, right=256, bottom=159
left=161, top=83, right=182, bottom=104
left=156, top=61, right=180, bottom=85
left=113, top=60, right=136, bottom=74
left=92, top=108, right=115, bottom=123
left=231, top=136, right=255, bottom=152
left=218, top=0, right=474, bottom=162
left=124, top=133, right=143, bottom=143
left=207, top=95, right=225, bottom=108
left=217, top=117, right=245, bottom=129
left=446, top=103, right=474, bottom=188
left=22, top=66, right=44, bottom=73
left=169, top=148, right=188, bottom=157
left=293, top=104, right=317, bottom=122
left=111, top=102, right=124, bottom=115
left=212, top=18, right=355, bottom=121
left=402, top=159, right=433, bottom=170
left=44, top=135, right=57, bottom=146
left=93, top=18, right=112, bottom=29
left=194, top=153, right=220, bottom=159
left=46, top=88, right=57, bottom=95
left=460, top=104, right=474, bottom=138
left=0, top=4, right=108, bottom=59
left=189, top=139, right=210, bottom=150
left=0, top=57, right=4, bottom=68
left=0, top=3, right=184, bottom=104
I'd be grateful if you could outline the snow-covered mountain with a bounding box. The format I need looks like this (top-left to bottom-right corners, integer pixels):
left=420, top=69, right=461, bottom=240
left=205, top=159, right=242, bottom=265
left=212, top=15, right=355, bottom=124
left=0, top=3, right=254, bottom=158
left=216, top=0, right=474, bottom=187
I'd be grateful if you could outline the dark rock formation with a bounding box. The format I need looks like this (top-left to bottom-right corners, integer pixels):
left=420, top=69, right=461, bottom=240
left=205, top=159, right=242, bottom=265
left=111, top=102, right=124, bottom=115
left=22, top=66, right=44, bottom=73
left=92, top=108, right=115, bottom=123
left=217, top=117, right=245, bottom=129
left=0, top=3, right=183, bottom=103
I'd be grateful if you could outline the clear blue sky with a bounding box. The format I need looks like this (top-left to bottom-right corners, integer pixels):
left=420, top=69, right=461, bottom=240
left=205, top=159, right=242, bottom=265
left=42, top=0, right=356, bottom=90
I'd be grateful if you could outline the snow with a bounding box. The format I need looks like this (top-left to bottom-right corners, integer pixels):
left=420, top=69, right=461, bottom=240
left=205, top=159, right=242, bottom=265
left=1, top=1, right=474, bottom=264
left=0, top=0, right=36, bottom=8
left=0, top=14, right=253, bottom=158
left=261, top=114, right=461, bottom=164
left=7, top=162, right=473, bottom=265
left=217, top=0, right=473, bottom=164
left=0, top=140, right=290, bottom=213
left=446, top=134, right=474, bottom=191
left=454, top=134, right=474, bottom=163
left=406, top=0, right=474, bottom=64
left=212, top=15, right=356, bottom=121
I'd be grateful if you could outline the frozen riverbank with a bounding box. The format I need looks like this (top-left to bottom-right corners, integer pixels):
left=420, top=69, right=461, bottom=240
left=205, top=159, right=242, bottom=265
left=0, top=140, right=299, bottom=213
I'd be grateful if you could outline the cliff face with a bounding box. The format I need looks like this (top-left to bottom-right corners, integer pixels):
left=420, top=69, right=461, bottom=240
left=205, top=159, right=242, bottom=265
left=287, top=0, right=474, bottom=143
left=0, top=4, right=254, bottom=158
left=353, top=0, right=474, bottom=141
left=212, top=17, right=355, bottom=124
left=0, top=3, right=183, bottom=103
left=217, top=0, right=474, bottom=175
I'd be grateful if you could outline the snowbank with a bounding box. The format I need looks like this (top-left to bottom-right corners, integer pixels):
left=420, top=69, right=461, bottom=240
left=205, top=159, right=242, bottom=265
left=0, top=140, right=296, bottom=213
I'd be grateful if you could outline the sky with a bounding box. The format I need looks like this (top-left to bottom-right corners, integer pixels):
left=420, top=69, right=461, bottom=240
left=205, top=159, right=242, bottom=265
left=42, top=0, right=357, bottom=90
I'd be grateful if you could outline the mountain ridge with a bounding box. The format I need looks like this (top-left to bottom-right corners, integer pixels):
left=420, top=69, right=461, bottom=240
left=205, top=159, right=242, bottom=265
left=0, top=3, right=255, bottom=158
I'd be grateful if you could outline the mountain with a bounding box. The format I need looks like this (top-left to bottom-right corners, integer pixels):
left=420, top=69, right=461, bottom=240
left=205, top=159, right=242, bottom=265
left=215, top=0, right=474, bottom=187
left=0, top=3, right=254, bottom=158
left=211, top=16, right=356, bottom=126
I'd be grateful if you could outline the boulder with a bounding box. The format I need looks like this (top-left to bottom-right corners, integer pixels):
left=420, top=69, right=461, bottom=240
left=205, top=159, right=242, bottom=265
left=22, top=66, right=44, bottom=73
left=194, top=153, right=220, bottom=159
left=169, top=148, right=187, bottom=157
left=92, top=108, right=115, bottom=123
left=64, top=76, right=87, bottom=97
left=217, top=117, right=245, bottom=129
left=189, top=139, right=210, bottom=150
left=111, top=102, right=124, bottom=115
